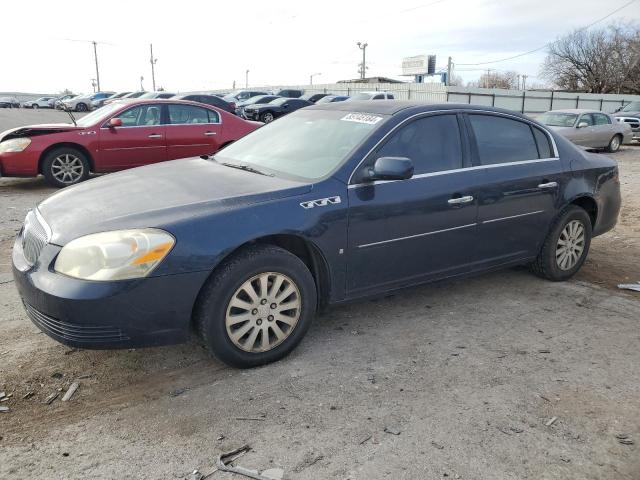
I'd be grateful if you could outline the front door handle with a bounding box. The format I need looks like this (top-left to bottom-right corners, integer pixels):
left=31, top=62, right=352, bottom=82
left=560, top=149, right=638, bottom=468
left=204, top=131, right=217, bottom=136
left=448, top=195, right=474, bottom=205
left=148, top=134, right=162, bottom=139
left=538, top=181, right=558, bottom=189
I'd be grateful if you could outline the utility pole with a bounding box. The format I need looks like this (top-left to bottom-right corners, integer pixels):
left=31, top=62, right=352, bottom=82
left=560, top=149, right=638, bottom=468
left=522, top=74, right=528, bottom=91
left=446, top=56, right=452, bottom=86
left=245, top=69, right=249, bottom=88
left=150, top=44, right=158, bottom=91
left=517, top=74, right=521, bottom=90
left=357, top=42, right=368, bottom=80
left=92, top=41, right=101, bottom=92
left=310, top=72, right=321, bottom=85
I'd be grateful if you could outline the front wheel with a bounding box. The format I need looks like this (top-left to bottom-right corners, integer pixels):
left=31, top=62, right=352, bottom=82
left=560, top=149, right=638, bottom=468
left=606, top=134, right=621, bottom=153
left=530, top=206, right=592, bottom=281
left=195, top=244, right=317, bottom=368
left=32, top=104, right=39, bottom=109
left=260, top=111, right=274, bottom=123
left=76, top=102, right=88, bottom=112
left=42, top=147, right=90, bottom=187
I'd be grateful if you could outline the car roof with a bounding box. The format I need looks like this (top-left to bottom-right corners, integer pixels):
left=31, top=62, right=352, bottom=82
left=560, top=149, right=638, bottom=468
left=547, top=109, right=605, bottom=114
left=309, top=101, right=538, bottom=119
left=109, top=98, right=225, bottom=109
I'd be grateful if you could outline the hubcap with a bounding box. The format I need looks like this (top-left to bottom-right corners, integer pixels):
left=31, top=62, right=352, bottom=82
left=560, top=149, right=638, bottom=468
left=225, top=272, right=301, bottom=353
left=51, top=154, right=84, bottom=184
left=611, top=137, right=620, bottom=150
left=556, top=220, right=585, bottom=270
left=264, top=113, right=273, bottom=123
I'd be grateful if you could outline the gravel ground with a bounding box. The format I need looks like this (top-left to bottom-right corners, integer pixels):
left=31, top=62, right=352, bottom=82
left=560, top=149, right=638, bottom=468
left=0, top=110, right=638, bottom=479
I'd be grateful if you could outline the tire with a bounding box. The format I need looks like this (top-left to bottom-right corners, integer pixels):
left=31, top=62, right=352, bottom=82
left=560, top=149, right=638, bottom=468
left=195, top=244, right=317, bottom=368
left=606, top=134, right=622, bottom=153
left=76, top=103, right=88, bottom=112
left=260, top=111, right=275, bottom=123
left=530, top=205, right=592, bottom=281
left=42, top=147, right=90, bottom=188
left=32, top=104, right=39, bottom=109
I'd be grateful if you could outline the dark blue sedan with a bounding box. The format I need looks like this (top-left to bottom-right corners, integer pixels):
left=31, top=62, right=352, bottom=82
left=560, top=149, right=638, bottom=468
left=12, top=102, right=621, bottom=368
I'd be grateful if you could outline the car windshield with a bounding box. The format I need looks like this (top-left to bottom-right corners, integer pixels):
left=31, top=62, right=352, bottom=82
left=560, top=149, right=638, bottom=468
left=214, top=109, right=386, bottom=181
left=538, top=112, right=578, bottom=127
left=75, top=103, right=124, bottom=127
left=270, top=98, right=289, bottom=106
left=349, top=93, right=375, bottom=100
left=622, top=102, right=640, bottom=112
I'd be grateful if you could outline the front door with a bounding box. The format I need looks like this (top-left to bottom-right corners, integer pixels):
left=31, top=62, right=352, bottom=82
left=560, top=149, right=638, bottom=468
left=165, top=104, right=222, bottom=160
left=466, top=113, right=564, bottom=264
left=347, top=113, right=482, bottom=296
left=97, top=103, right=167, bottom=171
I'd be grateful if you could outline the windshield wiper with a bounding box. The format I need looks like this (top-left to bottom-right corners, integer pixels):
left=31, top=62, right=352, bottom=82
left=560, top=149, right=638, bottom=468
left=217, top=160, right=273, bottom=177
left=61, top=104, right=77, bottom=126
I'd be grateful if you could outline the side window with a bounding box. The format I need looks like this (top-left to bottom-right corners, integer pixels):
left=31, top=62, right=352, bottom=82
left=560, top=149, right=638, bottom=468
left=579, top=114, right=594, bottom=126
left=374, top=114, right=463, bottom=175
left=468, top=114, right=539, bottom=165
left=168, top=105, right=211, bottom=124
left=207, top=109, right=220, bottom=123
left=387, top=94, right=395, bottom=99
left=117, top=105, right=161, bottom=127
left=593, top=113, right=611, bottom=125
left=372, top=94, right=385, bottom=100
left=532, top=126, right=553, bottom=159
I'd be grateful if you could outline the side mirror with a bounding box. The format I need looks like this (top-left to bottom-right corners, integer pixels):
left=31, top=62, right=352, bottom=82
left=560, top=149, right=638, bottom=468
left=577, top=121, right=589, bottom=129
left=109, top=117, right=123, bottom=128
left=614, top=106, right=622, bottom=112
left=367, top=157, right=414, bottom=181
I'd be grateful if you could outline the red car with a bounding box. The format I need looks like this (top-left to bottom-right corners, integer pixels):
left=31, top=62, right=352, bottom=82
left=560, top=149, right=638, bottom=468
left=0, top=99, right=261, bottom=187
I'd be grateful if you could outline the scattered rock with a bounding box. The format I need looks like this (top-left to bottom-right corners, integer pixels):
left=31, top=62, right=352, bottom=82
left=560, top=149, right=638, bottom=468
left=169, top=387, right=189, bottom=397
left=431, top=441, right=445, bottom=450
left=0, top=406, right=9, bottom=413
left=51, top=372, right=64, bottom=380
left=545, top=416, right=558, bottom=427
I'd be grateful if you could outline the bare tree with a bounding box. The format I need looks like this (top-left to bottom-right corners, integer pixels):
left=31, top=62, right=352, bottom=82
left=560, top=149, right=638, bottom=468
left=468, top=71, right=519, bottom=89
left=448, top=74, right=465, bottom=87
left=541, top=23, right=640, bottom=94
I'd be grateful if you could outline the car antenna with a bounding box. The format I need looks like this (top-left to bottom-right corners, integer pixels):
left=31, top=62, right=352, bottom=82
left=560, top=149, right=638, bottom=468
left=62, top=104, right=77, bottom=126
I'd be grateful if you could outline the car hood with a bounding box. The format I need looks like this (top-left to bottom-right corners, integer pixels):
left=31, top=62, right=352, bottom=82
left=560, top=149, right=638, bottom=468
left=37, top=157, right=312, bottom=245
left=0, top=123, right=83, bottom=141
left=246, top=104, right=281, bottom=111
left=613, top=111, right=640, bottom=118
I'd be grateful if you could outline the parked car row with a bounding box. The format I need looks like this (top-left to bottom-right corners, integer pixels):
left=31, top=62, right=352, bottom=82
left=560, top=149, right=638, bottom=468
left=9, top=101, right=623, bottom=369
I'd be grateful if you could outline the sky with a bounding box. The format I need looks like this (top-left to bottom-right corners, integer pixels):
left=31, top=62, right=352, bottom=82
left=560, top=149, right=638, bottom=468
left=1, top=0, right=638, bottom=95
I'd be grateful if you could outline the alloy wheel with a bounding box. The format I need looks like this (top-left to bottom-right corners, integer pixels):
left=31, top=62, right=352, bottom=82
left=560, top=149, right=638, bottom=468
left=556, top=220, right=585, bottom=270
left=225, top=272, right=301, bottom=353
left=51, top=154, right=84, bottom=184
left=263, top=113, right=274, bottom=123
left=610, top=136, right=620, bottom=151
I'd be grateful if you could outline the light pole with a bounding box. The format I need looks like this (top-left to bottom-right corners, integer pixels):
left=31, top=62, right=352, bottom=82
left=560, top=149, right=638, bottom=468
left=357, top=42, right=368, bottom=80
left=310, top=72, right=321, bottom=85
left=92, top=41, right=101, bottom=91
left=150, top=44, right=158, bottom=91
left=245, top=69, right=249, bottom=88
left=140, top=76, right=145, bottom=90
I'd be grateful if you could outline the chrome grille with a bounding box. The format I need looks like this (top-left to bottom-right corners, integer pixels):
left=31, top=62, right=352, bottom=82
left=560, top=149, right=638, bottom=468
left=21, top=210, right=49, bottom=266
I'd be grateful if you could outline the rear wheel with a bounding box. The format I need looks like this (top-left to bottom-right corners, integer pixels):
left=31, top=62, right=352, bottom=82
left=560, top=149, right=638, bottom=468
left=606, top=134, right=621, bottom=153
left=42, top=147, right=90, bottom=187
left=195, top=244, right=317, bottom=368
left=76, top=102, right=88, bottom=112
left=530, top=205, right=592, bottom=281
left=32, top=104, right=39, bottom=109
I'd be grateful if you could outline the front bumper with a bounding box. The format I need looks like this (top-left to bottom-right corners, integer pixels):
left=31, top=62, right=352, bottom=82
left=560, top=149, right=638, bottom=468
left=0, top=149, right=40, bottom=176
left=12, top=240, right=210, bottom=349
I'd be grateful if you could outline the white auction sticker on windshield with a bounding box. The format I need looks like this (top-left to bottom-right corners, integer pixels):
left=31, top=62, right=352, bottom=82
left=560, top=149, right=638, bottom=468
left=340, top=113, right=383, bottom=125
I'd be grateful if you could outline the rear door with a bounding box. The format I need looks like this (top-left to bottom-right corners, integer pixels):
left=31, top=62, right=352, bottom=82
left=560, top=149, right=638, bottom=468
left=96, top=103, right=167, bottom=171
left=467, top=113, right=564, bottom=265
left=592, top=112, right=615, bottom=147
left=165, top=104, right=222, bottom=160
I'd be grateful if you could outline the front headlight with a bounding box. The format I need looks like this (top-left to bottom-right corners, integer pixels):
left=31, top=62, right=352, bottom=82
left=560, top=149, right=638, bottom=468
left=0, top=137, right=31, bottom=153
left=54, top=229, right=175, bottom=281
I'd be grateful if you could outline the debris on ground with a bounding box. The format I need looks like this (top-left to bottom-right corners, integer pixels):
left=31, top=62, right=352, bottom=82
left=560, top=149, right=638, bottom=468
left=617, top=282, right=640, bottom=292
left=44, top=392, right=59, bottom=405
left=214, top=444, right=280, bottom=480
left=22, top=391, right=34, bottom=400
left=50, top=372, right=64, bottom=380
left=187, top=470, right=204, bottom=480
left=431, top=441, right=445, bottom=450
left=234, top=415, right=266, bottom=421
left=169, top=387, right=189, bottom=397
left=538, top=349, right=551, bottom=354
left=62, top=382, right=79, bottom=402
left=384, top=426, right=401, bottom=435
left=545, top=416, right=558, bottom=427
left=358, top=434, right=372, bottom=445
left=615, top=433, right=634, bottom=445
left=0, top=406, right=9, bottom=413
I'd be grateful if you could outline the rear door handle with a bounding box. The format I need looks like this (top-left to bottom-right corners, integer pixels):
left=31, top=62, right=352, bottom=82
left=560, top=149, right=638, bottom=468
left=538, top=181, right=558, bottom=189
left=204, top=131, right=217, bottom=136
left=148, top=134, right=162, bottom=138
left=448, top=195, right=474, bottom=205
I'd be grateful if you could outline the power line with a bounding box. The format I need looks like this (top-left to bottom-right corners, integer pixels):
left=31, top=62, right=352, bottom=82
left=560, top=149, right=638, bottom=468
left=456, top=0, right=637, bottom=66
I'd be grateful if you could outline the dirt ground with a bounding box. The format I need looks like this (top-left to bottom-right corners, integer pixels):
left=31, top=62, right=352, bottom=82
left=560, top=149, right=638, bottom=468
left=0, top=110, right=639, bottom=479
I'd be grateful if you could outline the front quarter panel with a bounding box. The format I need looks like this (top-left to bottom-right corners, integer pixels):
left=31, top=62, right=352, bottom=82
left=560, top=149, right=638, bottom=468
left=153, top=178, right=350, bottom=302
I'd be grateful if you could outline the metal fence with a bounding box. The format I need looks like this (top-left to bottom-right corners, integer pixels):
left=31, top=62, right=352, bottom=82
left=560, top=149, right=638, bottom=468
left=220, top=83, right=640, bottom=116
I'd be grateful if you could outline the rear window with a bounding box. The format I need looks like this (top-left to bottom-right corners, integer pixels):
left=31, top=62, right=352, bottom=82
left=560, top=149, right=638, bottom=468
left=469, top=114, right=539, bottom=165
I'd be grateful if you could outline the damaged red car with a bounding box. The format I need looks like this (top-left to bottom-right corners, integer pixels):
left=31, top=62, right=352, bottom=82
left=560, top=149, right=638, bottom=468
left=0, top=99, right=261, bottom=187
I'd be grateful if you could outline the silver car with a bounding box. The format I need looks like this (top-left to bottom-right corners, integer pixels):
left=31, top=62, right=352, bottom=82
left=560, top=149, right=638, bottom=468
left=539, top=109, right=632, bottom=152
